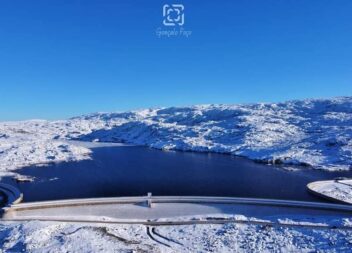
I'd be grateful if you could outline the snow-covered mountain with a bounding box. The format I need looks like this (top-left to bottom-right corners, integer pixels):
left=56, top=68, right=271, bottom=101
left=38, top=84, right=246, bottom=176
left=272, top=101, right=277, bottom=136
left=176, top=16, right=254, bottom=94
left=0, top=97, right=351, bottom=177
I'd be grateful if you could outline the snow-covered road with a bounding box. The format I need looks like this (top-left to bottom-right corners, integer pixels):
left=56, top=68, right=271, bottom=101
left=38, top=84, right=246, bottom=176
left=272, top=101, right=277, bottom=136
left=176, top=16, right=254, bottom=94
left=2, top=194, right=352, bottom=252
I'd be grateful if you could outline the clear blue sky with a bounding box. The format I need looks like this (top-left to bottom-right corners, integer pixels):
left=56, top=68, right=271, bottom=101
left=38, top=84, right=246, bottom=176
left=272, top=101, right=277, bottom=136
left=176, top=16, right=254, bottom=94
left=0, top=0, right=351, bottom=120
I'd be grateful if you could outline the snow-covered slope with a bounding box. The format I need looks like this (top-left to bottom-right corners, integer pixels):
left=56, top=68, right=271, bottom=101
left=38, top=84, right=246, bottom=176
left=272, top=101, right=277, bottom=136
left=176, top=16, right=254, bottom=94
left=0, top=97, right=351, bottom=178
left=1, top=214, right=352, bottom=252
left=71, top=96, right=352, bottom=171
left=0, top=120, right=91, bottom=178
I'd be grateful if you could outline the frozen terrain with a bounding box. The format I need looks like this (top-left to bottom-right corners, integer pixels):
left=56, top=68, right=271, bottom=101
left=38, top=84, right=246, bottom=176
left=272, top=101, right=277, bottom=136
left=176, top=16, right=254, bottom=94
left=0, top=120, right=92, bottom=179
left=1, top=214, right=352, bottom=252
left=0, top=96, right=351, bottom=179
left=308, top=179, right=352, bottom=204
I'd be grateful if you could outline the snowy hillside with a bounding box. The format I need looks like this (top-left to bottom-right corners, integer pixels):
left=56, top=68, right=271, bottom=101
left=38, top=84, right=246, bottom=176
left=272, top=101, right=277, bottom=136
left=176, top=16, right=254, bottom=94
left=72, top=96, right=352, bottom=171
left=0, top=97, right=351, bottom=177
left=1, top=214, right=352, bottom=252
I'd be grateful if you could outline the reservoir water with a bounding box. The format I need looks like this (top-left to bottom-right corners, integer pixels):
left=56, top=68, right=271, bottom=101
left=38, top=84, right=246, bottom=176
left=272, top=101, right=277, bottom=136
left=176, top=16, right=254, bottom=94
left=4, top=144, right=352, bottom=203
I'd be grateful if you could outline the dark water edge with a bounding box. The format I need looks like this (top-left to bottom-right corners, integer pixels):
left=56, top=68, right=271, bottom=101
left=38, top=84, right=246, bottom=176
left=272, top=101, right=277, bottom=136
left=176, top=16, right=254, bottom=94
left=2, top=145, right=352, bottom=203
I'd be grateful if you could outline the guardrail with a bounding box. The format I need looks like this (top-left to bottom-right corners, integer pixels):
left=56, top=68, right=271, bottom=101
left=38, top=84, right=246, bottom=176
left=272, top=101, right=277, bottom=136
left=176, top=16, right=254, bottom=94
left=4, top=194, right=352, bottom=213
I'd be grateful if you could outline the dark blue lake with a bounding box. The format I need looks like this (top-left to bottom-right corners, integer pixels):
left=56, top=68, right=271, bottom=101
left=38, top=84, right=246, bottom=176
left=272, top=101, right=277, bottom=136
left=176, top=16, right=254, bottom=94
left=5, top=144, right=352, bottom=203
